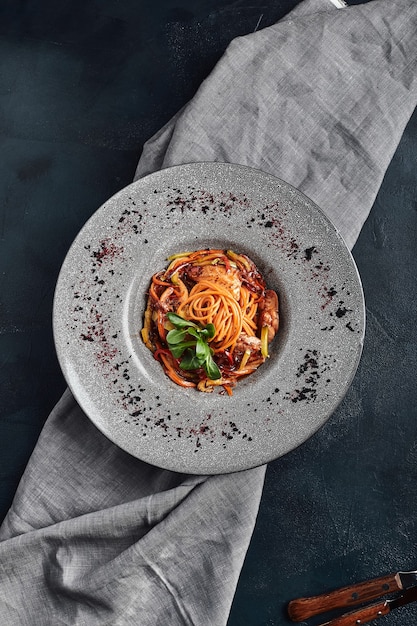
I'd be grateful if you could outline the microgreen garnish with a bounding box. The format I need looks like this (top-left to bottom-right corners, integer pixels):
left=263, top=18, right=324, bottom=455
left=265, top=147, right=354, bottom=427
left=166, top=313, right=221, bottom=380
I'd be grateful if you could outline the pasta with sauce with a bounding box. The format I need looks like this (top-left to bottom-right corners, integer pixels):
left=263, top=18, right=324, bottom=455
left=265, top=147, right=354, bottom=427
left=141, top=249, right=279, bottom=395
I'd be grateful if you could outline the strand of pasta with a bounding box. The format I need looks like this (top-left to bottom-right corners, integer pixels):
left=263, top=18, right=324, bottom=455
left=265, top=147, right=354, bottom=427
left=239, top=286, right=260, bottom=335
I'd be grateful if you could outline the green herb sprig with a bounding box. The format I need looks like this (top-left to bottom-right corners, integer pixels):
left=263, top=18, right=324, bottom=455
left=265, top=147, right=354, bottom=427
left=166, top=313, right=221, bottom=380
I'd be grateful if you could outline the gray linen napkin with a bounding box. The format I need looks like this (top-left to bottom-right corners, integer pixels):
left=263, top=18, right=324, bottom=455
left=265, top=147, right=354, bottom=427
left=1, top=1, right=416, bottom=624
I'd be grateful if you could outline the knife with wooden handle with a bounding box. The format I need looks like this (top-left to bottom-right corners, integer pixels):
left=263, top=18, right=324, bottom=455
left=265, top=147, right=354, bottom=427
left=319, top=585, right=417, bottom=626
left=288, top=570, right=417, bottom=622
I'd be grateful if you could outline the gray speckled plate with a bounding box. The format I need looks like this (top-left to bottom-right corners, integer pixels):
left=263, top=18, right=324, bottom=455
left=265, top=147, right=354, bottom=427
left=53, top=162, right=365, bottom=474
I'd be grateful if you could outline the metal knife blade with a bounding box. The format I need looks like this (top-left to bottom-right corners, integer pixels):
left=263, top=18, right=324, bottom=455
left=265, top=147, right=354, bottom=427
left=390, top=583, right=417, bottom=611
left=288, top=570, right=417, bottom=622
left=395, top=570, right=417, bottom=590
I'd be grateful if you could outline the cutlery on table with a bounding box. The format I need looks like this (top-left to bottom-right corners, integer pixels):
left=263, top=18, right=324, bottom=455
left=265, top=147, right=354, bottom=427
left=318, top=584, right=417, bottom=625
left=287, top=569, right=417, bottom=622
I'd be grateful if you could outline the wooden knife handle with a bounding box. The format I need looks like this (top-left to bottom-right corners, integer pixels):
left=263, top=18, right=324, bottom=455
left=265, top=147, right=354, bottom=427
left=322, top=600, right=390, bottom=626
left=287, top=574, right=399, bottom=622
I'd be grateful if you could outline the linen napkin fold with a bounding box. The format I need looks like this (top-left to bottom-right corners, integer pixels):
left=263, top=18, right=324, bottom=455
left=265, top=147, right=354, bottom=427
left=1, top=0, right=417, bottom=624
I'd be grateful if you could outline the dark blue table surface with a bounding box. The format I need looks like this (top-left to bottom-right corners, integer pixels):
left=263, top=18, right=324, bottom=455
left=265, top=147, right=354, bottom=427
left=1, top=2, right=417, bottom=625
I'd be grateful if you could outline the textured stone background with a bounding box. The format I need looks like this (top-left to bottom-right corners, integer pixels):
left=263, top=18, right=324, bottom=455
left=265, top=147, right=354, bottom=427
left=1, top=1, right=416, bottom=624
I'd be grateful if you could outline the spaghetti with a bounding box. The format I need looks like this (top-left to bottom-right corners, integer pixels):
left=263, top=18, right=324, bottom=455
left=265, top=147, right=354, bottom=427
left=141, top=249, right=279, bottom=395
